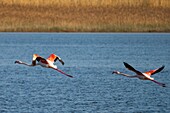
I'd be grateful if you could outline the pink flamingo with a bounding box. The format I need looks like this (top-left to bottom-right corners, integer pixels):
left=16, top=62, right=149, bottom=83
left=112, top=62, right=165, bottom=87
left=15, top=53, right=73, bottom=78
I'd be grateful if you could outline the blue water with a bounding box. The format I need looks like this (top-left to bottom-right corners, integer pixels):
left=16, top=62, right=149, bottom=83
left=0, top=33, right=170, bottom=113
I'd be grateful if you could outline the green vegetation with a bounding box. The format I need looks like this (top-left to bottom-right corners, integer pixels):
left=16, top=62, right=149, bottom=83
left=0, top=0, right=170, bottom=32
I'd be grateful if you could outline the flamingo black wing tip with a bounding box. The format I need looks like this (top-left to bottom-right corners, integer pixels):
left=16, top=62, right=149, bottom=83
left=123, top=62, right=127, bottom=65
left=162, top=65, right=165, bottom=68
left=157, top=65, right=165, bottom=73
left=123, top=62, right=132, bottom=69
left=123, top=62, right=129, bottom=67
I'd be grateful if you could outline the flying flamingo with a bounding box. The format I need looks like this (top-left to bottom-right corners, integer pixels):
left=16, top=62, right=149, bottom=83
left=112, top=62, right=165, bottom=87
left=15, top=53, right=73, bottom=78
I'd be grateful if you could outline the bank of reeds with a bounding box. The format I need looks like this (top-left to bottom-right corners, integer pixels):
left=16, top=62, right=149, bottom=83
left=0, top=0, right=170, bottom=32
left=1, top=0, right=170, bottom=8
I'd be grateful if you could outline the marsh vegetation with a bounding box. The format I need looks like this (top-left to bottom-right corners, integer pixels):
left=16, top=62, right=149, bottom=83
left=0, top=0, right=170, bottom=32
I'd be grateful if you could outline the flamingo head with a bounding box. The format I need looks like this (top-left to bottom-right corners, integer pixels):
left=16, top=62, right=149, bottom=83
left=15, top=60, right=23, bottom=64
left=112, top=71, right=121, bottom=74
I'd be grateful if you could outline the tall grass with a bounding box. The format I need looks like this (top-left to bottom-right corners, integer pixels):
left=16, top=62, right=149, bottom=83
left=0, top=0, right=170, bottom=8
left=0, top=0, right=170, bottom=32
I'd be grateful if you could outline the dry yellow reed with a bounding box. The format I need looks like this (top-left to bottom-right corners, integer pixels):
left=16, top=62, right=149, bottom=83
left=0, top=0, right=170, bottom=8
left=0, top=0, right=170, bottom=32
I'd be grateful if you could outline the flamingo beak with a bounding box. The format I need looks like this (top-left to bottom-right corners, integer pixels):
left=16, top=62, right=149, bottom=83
left=112, top=71, right=116, bottom=74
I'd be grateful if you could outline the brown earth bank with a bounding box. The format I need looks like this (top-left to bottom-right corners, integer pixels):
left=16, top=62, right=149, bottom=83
left=0, top=4, right=170, bottom=32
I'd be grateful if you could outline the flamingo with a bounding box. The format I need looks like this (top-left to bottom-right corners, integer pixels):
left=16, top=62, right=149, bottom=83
left=15, top=53, right=73, bottom=78
left=112, top=62, right=165, bottom=87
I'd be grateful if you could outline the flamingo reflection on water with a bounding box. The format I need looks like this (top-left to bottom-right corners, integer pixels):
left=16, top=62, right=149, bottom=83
left=15, top=53, right=73, bottom=78
left=112, top=62, right=165, bottom=87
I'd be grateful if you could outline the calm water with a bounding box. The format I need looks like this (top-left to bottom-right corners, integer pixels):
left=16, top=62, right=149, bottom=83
left=0, top=33, right=170, bottom=113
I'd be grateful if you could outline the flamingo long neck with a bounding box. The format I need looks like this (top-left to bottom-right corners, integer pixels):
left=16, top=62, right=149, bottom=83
left=118, top=72, right=137, bottom=78
left=21, top=62, right=35, bottom=67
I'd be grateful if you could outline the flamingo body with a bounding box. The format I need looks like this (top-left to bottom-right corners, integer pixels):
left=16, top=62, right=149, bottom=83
left=137, top=73, right=154, bottom=80
left=37, top=60, right=52, bottom=68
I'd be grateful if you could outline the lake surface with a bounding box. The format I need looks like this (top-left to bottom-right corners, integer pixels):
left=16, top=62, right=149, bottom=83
left=0, top=33, right=170, bottom=113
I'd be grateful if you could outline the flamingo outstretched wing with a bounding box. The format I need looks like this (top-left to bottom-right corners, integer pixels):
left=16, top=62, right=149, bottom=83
left=144, top=65, right=165, bottom=76
left=32, top=54, right=49, bottom=65
left=47, top=54, right=58, bottom=63
left=47, top=54, right=64, bottom=65
left=123, top=62, right=143, bottom=75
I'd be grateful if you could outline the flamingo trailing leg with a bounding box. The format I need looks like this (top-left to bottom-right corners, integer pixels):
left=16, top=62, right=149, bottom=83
left=15, top=53, right=73, bottom=78
left=112, top=62, right=165, bottom=87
